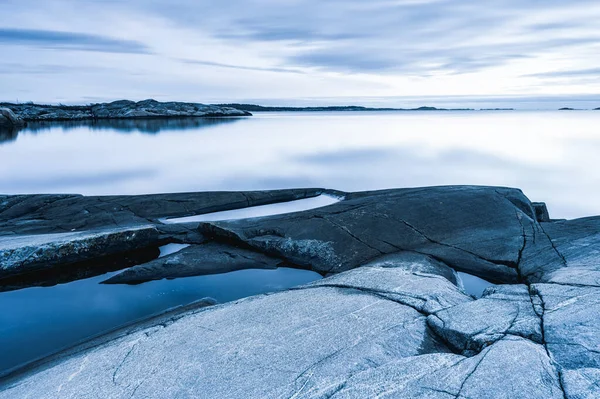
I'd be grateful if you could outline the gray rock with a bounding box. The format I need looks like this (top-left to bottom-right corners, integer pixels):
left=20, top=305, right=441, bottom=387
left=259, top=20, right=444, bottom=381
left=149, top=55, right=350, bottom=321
left=532, top=202, right=551, bottom=222
left=360, top=251, right=461, bottom=286
left=0, top=188, right=326, bottom=287
left=0, top=226, right=159, bottom=279
left=201, top=186, right=539, bottom=282
left=562, top=368, right=600, bottom=399
left=428, top=285, right=542, bottom=355
left=0, top=268, right=564, bottom=399
left=538, top=216, right=600, bottom=286
left=329, top=337, right=563, bottom=399
left=1, top=185, right=600, bottom=398
left=0, top=100, right=251, bottom=122
left=0, top=188, right=325, bottom=236
left=102, top=242, right=283, bottom=284
left=0, top=107, right=25, bottom=127
left=531, top=284, right=600, bottom=370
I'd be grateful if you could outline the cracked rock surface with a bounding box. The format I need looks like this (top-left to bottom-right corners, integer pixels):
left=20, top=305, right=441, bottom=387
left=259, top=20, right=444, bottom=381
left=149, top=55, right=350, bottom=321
left=1, top=185, right=599, bottom=398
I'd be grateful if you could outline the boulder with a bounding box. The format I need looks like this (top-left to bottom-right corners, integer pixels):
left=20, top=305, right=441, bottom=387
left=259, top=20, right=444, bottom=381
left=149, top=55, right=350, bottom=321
left=0, top=107, right=25, bottom=127
left=0, top=226, right=160, bottom=279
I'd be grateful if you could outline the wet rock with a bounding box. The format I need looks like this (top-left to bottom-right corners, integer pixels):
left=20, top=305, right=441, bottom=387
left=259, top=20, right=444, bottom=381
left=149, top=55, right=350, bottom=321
left=102, top=242, right=283, bottom=284
left=0, top=107, right=25, bottom=127
left=202, top=186, right=537, bottom=282
left=0, top=226, right=159, bottom=279
left=0, top=189, right=325, bottom=236
left=0, top=100, right=251, bottom=121
left=304, top=256, right=471, bottom=314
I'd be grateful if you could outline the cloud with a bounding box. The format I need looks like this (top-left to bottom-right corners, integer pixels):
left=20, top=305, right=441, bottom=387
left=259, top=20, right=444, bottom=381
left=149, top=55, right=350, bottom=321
left=525, top=67, right=600, bottom=79
left=0, top=28, right=150, bottom=54
left=179, top=59, right=305, bottom=74
left=1, top=0, right=600, bottom=102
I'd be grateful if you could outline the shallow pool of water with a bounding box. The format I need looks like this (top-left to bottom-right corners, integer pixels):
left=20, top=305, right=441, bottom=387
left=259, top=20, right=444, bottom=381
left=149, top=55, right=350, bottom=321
left=0, top=267, right=321, bottom=374
left=457, top=271, right=495, bottom=298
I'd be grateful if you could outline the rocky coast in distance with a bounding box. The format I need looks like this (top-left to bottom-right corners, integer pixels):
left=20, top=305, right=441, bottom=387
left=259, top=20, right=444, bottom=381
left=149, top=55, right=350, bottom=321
left=1, top=185, right=600, bottom=398
left=0, top=99, right=251, bottom=125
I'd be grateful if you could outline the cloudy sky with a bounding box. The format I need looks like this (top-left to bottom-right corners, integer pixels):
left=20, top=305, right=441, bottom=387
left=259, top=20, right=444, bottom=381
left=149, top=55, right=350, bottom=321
left=1, top=0, right=599, bottom=107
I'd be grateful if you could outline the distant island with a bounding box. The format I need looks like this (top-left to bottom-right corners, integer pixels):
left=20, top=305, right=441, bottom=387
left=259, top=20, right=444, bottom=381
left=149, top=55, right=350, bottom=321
left=0, top=100, right=251, bottom=123
left=216, top=104, right=474, bottom=112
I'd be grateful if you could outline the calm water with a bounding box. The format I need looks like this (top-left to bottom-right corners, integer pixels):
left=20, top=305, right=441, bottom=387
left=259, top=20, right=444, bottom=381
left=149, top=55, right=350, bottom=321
left=1, top=111, right=599, bottom=373
left=1, top=111, right=599, bottom=219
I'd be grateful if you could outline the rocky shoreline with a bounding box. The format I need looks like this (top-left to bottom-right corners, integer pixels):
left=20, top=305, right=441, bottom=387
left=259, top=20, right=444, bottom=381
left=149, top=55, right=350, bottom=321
left=0, top=99, right=251, bottom=123
left=1, top=186, right=599, bottom=398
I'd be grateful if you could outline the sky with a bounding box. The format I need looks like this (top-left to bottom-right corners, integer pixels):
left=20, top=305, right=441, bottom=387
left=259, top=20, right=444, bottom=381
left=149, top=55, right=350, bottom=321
left=1, top=0, right=599, bottom=107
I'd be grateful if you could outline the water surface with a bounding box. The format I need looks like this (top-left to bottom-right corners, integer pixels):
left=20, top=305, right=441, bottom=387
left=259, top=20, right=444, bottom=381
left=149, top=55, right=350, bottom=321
left=0, top=267, right=321, bottom=374
left=1, top=111, right=599, bottom=373
left=1, top=111, right=599, bottom=219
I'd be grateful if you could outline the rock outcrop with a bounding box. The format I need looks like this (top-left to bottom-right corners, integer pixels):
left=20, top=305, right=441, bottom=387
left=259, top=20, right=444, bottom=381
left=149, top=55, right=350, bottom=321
left=1, top=185, right=599, bottom=398
left=0, top=107, right=26, bottom=128
left=0, top=99, right=251, bottom=122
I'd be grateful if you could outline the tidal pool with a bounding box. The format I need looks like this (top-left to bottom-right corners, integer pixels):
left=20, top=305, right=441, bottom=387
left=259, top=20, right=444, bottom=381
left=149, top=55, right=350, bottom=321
left=0, top=267, right=321, bottom=374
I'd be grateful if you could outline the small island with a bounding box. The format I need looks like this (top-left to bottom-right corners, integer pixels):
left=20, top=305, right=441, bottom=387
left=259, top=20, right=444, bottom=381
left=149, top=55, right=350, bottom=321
left=0, top=99, right=252, bottom=123
left=216, top=104, right=475, bottom=112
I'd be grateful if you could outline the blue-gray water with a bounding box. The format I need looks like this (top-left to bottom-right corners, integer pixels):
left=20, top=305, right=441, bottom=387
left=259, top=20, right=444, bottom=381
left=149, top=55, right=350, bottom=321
left=1, top=111, right=599, bottom=373
left=2, top=111, right=600, bottom=219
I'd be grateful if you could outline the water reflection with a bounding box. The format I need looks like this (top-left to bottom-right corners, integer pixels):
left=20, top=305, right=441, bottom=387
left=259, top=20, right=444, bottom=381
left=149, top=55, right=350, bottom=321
left=0, top=128, right=18, bottom=144
left=8, top=116, right=245, bottom=136
left=1, top=111, right=597, bottom=219
left=0, top=267, right=322, bottom=374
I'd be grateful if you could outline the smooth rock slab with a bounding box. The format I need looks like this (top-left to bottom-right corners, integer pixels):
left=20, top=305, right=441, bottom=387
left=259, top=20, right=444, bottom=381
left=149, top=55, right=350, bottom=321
left=0, top=189, right=325, bottom=236
left=0, top=284, right=448, bottom=398
left=202, top=186, right=537, bottom=282
left=0, top=226, right=159, bottom=278
left=0, top=270, right=566, bottom=399
left=428, top=285, right=542, bottom=355
left=304, top=257, right=471, bottom=314
left=531, top=283, right=600, bottom=371
left=540, top=216, right=600, bottom=286
left=328, top=337, right=564, bottom=399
